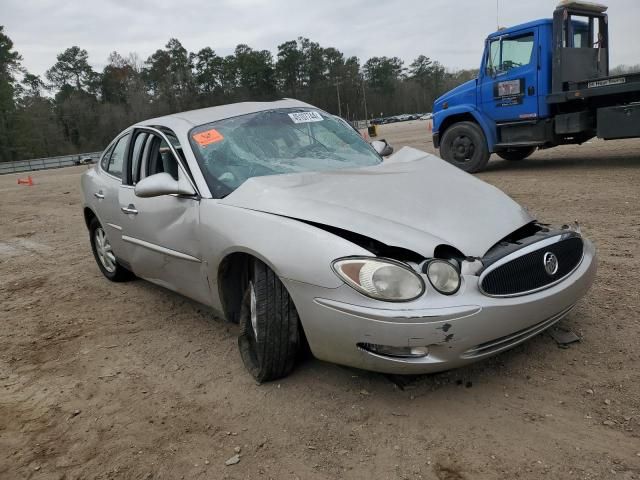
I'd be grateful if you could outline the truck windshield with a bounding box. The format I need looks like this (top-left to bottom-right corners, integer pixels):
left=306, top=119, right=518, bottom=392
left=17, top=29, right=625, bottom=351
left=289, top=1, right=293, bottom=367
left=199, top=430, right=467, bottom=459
left=189, top=108, right=382, bottom=198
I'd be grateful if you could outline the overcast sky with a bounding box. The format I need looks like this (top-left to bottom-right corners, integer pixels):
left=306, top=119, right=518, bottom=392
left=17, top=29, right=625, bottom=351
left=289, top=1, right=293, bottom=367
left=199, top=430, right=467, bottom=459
left=3, top=0, right=639, bottom=77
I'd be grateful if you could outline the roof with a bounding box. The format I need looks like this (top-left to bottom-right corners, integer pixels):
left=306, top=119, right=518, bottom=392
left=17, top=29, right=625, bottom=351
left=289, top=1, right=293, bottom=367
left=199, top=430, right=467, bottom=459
left=487, top=18, right=552, bottom=39
left=134, top=98, right=315, bottom=132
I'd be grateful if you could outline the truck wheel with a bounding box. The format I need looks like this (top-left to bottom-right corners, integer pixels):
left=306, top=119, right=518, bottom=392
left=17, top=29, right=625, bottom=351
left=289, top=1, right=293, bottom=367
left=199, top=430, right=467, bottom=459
left=238, top=258, right=300, bottom=383
left=497, top=146, right=536, bottom=161
left=440, top=122, right=490, bottom=173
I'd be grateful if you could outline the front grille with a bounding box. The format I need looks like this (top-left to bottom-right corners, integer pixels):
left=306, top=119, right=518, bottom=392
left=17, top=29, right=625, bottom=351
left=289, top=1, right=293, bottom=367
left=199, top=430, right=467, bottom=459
left=480, top=236, right=583, bottom=296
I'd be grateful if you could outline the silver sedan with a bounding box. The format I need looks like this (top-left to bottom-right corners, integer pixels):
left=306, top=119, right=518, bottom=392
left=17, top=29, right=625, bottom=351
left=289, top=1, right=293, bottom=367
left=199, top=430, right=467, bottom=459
left=81, top=99, right=596, bottom=382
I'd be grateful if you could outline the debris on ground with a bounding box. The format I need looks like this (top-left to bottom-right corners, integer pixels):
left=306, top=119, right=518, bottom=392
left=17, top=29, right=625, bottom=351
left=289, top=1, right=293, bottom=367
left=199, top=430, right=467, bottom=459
left=548, top=326, right=581, bottom=347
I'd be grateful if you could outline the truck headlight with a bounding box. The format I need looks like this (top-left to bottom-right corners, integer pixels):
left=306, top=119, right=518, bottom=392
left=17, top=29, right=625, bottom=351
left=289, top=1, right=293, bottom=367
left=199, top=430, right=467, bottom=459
left=426, top=260, right=461, bottom=295
left=332, top=257, right=425, bottom=302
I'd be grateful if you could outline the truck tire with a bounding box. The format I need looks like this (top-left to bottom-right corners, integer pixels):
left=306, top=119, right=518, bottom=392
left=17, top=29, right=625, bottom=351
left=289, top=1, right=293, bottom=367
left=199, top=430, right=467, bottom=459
left=238, top=258, right=301, bottom=383
left=440, top=121, right=490, bottom=173
left=497, top=146, right=536, bottom=162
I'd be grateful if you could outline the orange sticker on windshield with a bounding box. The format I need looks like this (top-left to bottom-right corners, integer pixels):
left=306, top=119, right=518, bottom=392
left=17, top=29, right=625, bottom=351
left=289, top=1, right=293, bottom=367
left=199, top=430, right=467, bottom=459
left=193, top=129, right=224, bottom=146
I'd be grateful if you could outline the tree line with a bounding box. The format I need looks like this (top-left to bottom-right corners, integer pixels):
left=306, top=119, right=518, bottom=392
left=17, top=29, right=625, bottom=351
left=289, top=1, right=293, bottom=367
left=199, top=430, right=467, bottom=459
left=0, top=26, right=478, bottom=162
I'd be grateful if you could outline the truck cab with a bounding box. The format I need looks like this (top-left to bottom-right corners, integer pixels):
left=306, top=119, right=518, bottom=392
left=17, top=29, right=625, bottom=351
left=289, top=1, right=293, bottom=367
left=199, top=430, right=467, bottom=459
left=433, top=1, right=640, bottom=172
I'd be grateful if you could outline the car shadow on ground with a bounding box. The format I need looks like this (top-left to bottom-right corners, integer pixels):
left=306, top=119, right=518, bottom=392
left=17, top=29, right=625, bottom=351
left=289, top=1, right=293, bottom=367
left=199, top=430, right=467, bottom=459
left=124, top=256, right=578, bottom=400
left=484, top=152, right=640, bottom=173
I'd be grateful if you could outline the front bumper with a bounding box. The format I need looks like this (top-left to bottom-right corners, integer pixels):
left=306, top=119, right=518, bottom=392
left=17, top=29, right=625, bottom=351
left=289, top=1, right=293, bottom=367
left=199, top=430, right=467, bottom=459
left=432, top=131, right=440, bottom=148
left=283, top=239, right=596, bottom=375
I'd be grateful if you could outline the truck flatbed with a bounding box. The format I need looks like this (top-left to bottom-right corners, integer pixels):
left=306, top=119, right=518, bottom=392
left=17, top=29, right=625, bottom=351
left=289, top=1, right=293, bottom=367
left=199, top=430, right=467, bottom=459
left=547, top=71, right=640, bottom=104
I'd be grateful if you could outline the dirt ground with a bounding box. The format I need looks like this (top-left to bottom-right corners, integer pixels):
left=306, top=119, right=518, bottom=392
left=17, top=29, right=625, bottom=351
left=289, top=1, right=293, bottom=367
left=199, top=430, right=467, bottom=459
left=1, top=121, right=639, bottom=480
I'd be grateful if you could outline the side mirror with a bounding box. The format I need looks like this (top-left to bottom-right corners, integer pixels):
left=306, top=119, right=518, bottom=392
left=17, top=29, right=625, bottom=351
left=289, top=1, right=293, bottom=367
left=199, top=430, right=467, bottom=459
left=371, top=139, right=394, bottom=157
left=134, top=172, right=195, bottom=198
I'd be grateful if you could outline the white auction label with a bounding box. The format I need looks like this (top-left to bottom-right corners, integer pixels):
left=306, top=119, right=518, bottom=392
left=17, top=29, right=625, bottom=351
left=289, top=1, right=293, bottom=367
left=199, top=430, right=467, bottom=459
left=288, top=111, right=324, bottom=123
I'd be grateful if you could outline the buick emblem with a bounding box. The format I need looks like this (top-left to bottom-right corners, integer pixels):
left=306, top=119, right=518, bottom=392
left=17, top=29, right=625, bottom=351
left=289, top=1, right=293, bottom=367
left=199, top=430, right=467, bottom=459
left=543, top=252, right=559, bottom=276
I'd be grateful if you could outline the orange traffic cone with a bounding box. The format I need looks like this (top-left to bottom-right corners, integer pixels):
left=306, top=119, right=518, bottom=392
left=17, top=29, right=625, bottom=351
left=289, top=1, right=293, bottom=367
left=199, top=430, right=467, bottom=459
left=17, top=175, right=34, bottom=186
left=427, top=121, right=432, bottom=133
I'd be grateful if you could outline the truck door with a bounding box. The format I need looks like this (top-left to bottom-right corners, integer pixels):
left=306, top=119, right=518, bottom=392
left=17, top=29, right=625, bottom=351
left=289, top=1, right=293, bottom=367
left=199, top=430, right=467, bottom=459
left=480, top=28, right=539, bottom=122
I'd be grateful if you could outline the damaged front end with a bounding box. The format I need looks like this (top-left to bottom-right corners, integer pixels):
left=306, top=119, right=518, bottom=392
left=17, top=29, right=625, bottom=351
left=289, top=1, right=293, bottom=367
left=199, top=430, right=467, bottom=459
left=282, top=219, right=593, bottom=374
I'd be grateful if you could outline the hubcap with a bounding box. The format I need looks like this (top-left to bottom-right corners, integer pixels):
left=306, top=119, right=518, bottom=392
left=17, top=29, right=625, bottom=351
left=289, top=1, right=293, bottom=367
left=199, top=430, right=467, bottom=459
left=94, top=227, right=116, bottom=273
left=451, top=135, right=475, bottom=162
left=249, top=282, right=258, bottom=338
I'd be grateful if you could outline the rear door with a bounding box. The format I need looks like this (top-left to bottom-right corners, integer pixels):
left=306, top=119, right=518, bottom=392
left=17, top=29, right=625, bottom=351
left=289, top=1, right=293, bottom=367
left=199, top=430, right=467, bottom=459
left=117, top=127, right=211, bottom=305
left=480, top=28, right=539, bottom=122
left=94, top=133, right=130, bottom=260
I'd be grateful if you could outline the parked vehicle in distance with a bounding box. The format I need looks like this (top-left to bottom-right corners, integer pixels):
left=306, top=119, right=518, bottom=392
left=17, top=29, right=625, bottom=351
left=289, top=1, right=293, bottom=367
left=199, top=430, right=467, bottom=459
left=433, top=1, right=640, bottom=172
left=81, top=99, right=596, bottom=382
left=74, top=156, right=95, bottom=165
left=420, top=113, right=434, bottom=120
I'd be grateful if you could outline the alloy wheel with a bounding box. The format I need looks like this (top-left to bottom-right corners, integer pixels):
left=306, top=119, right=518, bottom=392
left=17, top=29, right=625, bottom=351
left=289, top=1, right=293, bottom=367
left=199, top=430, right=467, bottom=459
left=94, top=227, right=116, bottom=273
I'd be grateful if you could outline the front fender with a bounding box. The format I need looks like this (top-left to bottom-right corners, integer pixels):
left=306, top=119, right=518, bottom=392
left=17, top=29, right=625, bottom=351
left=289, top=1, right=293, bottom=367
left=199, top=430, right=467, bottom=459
left=199, top=200, right=373, bottom=305
left=434, top=105, right=497, bottom=152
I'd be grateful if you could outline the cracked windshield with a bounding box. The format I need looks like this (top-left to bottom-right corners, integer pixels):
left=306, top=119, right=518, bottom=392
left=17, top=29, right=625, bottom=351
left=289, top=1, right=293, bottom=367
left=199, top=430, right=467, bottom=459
left=190, top=108, right=381, bottom=197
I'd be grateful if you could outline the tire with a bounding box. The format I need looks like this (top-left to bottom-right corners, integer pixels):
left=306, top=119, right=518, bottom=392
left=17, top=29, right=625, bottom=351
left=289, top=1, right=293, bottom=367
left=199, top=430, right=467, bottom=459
left=496, top=146, right=536, bottom=162
left=440, top=121, right=490, bottom=173
left=89, top=217, right=134, bottom=282
left=238, top=259, right=300, bottom=382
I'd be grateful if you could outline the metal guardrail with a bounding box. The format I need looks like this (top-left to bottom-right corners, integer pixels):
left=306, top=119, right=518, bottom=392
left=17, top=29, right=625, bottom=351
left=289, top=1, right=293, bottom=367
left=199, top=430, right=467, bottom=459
left=0, top=151, right=103, bottom=175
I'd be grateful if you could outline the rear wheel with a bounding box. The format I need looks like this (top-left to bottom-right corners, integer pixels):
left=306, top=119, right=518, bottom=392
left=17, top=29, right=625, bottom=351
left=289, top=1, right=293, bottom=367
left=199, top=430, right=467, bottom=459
left=238, top=259, right=301, bottom=382
left=440, top=121, right=490, bottom=173
left=496, top=146, right=536, bottom=162
left=89, top=217, right=134, bottom=282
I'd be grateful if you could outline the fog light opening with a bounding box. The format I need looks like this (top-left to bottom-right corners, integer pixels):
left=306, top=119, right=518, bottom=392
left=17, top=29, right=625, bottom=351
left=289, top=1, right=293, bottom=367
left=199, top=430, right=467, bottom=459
left=358, top=343, right=429, bottom=358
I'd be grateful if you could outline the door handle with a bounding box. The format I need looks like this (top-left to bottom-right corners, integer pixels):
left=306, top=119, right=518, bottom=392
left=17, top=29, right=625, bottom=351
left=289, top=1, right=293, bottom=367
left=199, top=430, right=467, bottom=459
left=94, top=191, right=104, bottom=199
left=528, top=85, right=535, bottom=95
left=121, top=205, right=138, bottom=215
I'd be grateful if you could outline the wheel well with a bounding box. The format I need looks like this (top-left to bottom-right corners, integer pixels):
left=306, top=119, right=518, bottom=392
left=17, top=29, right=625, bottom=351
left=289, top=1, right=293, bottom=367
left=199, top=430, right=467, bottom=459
left=84, top=207, right=97, bottom=230
left=439, top=113, right=478, bottom=139
left=216, top=252, right=310, bottom=353
left=217, top=252, right=252, bottom=324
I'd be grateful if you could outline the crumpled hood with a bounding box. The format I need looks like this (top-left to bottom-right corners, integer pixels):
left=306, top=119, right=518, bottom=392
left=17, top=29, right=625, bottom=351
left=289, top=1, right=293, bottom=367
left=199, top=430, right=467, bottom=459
left=220, top=147, right=534, bottom=258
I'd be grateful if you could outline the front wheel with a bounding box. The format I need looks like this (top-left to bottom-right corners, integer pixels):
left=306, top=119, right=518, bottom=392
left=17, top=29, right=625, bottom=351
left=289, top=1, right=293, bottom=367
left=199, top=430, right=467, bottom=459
left=439, top=121, right=490, bottom=173
left=89, top=217, right=134, bottom=282
left=238, top=259, right=301, bottom=383
left=496, top=146, right=536, bottom=162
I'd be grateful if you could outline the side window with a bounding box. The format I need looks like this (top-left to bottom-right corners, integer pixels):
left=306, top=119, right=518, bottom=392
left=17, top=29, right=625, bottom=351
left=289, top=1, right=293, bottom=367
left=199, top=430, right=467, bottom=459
left=146, top=135, right=180, bottom=181
left=487, top=33, right=534, bottom=75
left=129, top=132, right=148, bottom=185
left=100, top=145, right=114, bottom=171
left=500, top=34, right=534, bottom=72
left=105, top=134, right=129, bottom=179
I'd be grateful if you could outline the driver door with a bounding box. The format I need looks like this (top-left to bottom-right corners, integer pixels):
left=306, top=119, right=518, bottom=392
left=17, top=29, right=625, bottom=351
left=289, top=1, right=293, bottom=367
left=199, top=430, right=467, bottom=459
left=117, top=127, right=211, bottom=306
left=480, top=28, right=539, bottom=122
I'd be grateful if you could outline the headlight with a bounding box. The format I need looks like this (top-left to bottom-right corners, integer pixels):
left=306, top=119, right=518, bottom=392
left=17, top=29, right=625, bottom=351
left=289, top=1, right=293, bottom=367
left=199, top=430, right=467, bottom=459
left=426, top=260, right=461, bottom=295
left=332, top=257, right=425, bottom=302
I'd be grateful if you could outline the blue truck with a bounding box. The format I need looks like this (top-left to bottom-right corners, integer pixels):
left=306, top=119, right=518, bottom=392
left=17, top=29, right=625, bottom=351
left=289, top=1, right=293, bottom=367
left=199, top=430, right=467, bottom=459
left=432, top=1, right=640, bottom=172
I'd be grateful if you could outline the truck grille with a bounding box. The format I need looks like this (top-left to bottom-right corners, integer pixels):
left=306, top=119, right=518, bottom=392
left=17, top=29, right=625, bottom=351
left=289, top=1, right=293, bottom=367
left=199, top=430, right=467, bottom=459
left=480, top=236, right=584, bottom=296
